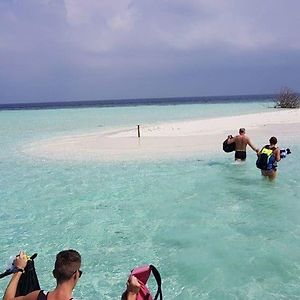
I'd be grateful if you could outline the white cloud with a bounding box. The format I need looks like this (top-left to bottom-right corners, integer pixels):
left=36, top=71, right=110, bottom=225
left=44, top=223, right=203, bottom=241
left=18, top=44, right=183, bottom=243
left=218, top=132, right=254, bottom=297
left=1, top=0, right=299, bottom=62
left=63, top=0, right=137, bottom=54
left=57, top=0, right=300, bottom=60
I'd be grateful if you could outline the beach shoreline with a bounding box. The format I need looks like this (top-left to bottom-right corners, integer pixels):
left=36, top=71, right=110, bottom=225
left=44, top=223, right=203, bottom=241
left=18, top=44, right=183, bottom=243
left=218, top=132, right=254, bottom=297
left=23, top=109, right=300, bottom=161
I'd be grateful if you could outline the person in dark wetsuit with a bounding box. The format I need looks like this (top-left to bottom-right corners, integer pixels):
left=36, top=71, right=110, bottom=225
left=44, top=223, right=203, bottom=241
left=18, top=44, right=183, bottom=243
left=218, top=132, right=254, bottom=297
left=259, top=136, right=281, bottom=180
left=227, top=128, right=259, bottom=161
left=3, top=250, right=139, bottom=300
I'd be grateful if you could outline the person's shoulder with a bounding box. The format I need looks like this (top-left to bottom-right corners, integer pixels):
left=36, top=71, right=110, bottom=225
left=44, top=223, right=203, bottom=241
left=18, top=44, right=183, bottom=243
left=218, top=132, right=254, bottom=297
left=241, top=135, right=250, bottom=142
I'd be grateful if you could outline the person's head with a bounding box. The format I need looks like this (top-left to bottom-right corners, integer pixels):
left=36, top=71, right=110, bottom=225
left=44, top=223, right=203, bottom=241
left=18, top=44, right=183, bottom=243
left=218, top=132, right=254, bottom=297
left=53, top=249, right=82, bottom=285
left=239, top=128, right=245, bottom=134
left=269, top=136, right=277, bottom=145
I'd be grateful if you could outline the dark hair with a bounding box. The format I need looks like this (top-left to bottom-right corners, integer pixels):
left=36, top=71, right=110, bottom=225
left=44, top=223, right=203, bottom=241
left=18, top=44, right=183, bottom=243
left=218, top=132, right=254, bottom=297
left=269, top=136, right=277, bottom=145
left=53, top=250, right=81, bottom=284
left=239, top=128, right=245, bottom=134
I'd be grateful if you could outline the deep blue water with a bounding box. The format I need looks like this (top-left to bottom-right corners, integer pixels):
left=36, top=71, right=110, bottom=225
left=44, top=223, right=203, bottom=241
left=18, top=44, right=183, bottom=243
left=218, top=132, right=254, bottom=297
left=0, top=94, right=275, bottom=110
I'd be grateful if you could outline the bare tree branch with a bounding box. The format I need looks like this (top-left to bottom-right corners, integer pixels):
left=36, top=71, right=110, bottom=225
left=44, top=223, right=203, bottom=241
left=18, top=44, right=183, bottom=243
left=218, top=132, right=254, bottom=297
left=275, top=87, right=300, bottom=108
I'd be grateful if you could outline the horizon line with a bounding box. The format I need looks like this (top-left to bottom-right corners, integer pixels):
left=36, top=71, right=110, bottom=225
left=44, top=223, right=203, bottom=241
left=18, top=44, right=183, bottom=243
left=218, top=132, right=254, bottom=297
left=0, top=93, right=277, bottom=107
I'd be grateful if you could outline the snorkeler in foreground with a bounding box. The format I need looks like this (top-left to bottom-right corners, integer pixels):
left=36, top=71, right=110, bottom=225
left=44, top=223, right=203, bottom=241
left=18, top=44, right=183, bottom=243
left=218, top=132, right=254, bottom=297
left=2, top=250, right=140, bottom=300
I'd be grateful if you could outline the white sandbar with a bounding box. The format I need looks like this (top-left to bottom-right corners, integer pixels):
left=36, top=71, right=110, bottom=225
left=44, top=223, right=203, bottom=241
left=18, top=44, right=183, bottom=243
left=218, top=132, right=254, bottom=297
left=23, top=109, right=300, bottom=161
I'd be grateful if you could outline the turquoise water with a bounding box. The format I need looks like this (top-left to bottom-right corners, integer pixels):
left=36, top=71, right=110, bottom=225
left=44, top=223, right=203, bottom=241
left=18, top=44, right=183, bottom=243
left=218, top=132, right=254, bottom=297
left=1, top=101, right=300, bottom=299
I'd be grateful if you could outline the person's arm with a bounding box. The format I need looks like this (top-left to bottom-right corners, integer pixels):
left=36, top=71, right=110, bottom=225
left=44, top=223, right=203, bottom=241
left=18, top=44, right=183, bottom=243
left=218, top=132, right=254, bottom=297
left=2, top=252, right=39, bottom=300
left=3, top=272, right=23, bottom=300
left=247, top=137, right=259, bottom=153
left=126, top=292, right=137, bottom=300
left=3, top=274, right=39, bottom=300
left=274, top=148, right=281, bottom=162
left=125, top=276, right=140, bottom=300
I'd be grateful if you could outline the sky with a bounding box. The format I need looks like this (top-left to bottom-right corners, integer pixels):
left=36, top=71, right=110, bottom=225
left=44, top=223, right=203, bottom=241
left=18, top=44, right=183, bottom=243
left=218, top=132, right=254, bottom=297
left=0, top=0, right=300, bottom=103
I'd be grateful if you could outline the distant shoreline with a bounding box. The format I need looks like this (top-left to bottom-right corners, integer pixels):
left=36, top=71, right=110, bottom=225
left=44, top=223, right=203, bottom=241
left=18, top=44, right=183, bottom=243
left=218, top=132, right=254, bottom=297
left=0, top=94, right=275, bottom=111
left=23, top=109, right=300, bottom=162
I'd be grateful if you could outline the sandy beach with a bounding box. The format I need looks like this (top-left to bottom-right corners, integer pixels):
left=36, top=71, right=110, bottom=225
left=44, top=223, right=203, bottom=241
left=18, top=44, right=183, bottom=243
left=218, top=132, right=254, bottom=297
left=23, top=109, right=300, bottom=161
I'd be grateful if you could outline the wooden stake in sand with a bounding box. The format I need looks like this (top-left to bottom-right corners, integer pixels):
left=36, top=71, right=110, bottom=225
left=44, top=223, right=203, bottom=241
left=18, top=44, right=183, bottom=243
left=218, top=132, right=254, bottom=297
left=137, top=124, right=140, bottom=138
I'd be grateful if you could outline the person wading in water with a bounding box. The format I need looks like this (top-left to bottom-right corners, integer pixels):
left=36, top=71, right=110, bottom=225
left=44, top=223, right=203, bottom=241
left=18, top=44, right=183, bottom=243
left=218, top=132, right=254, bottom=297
left=227, top=128, right=259, bottom=161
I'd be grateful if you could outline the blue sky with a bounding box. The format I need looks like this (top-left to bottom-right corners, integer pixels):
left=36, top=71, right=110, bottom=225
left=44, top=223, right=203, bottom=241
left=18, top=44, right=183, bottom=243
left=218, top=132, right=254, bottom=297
left=0, top=0, right=300, bottom=103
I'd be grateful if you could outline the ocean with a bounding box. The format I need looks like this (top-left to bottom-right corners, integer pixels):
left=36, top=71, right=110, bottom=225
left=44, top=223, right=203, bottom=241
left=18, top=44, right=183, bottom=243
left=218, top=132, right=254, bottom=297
left=0, top=96, right=300, bottom=299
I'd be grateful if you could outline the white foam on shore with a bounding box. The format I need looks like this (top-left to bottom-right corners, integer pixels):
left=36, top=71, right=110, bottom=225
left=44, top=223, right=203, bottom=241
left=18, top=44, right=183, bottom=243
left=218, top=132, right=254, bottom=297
left=23, top=109, right=300, bottom=161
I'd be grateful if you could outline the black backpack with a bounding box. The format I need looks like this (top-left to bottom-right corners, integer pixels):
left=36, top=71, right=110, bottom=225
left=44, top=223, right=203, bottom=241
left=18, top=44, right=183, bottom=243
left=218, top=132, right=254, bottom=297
left=223, top=136, right=235, bottom=153
left=256, top=146, right=274, bottom=170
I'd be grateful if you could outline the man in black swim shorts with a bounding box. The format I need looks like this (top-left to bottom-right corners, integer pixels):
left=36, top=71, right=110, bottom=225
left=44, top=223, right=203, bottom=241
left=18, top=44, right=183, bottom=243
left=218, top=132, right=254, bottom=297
left=227, top=128, right=259, bottom=161
left=235, top=150, right=247, bottom=160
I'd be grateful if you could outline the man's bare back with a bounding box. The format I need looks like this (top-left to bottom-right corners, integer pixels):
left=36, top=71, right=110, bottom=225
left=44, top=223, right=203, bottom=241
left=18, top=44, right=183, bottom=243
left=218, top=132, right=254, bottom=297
left=227, top=128, right=259, bottom=161
left=234, top=134, right=250, bottom=151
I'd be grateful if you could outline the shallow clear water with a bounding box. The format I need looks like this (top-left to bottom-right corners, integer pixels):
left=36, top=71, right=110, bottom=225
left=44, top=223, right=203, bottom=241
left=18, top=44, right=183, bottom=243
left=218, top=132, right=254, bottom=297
left=1, top=101, right=300, bottom=299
